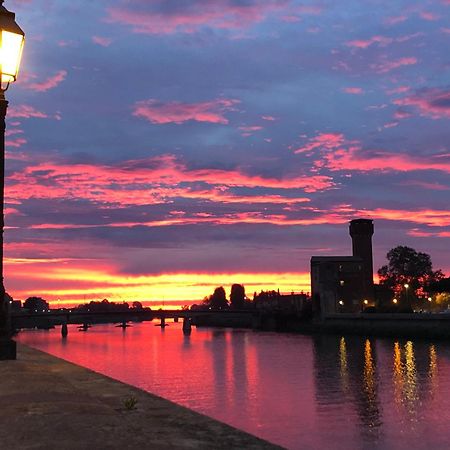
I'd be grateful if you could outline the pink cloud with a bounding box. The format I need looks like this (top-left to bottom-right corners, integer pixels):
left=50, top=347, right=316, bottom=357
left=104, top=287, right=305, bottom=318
left=294, top=133, right=345, bottom=154
left=26, top=70, right=67, bottom=92
left=106, top=1, right=293, bottom=35
left=262, top=115, right=276, bottom=121
left=408, top=229, right=450, bottom=238
left=238, top=125, right=263, bottom=132
left=5, top=129, right=24, bottom=137
left=133, top=98, right=240, bottom=124
left=8, top=105, right=48, bottom=119
left=343, top=87, right=364, bottom=95
left=6, top=137, right=27, bottom=148
left=396, top=32, right=425, bottom=43
left=92, top=36, right=113, bottom=47
left=297, top=132, right=450, bottom=175
left=372, top=57, right=417, bottom=73
left=419, top=11, right=440, bottom=21
left=365, top=208, right=450, bottom=227
left=323, top=146, right=450, bottom=174
left=383, top=121, right=399, bottom=128
left=347, top=33, right=422, bottom=50
left=6, top=154, right=333, bottom=210
left=394, top=109, right=413, bottom=120
left=346, top=35, right=392, bottom=49
left=239, top=125, right=263, bottom=136
left=58, top=40, right=76, bottom=48
left=394, top=88, right=450, bottom=119
left=441, top=27, right=450, bottom=34
left=384, top=15, right=408, bottom=25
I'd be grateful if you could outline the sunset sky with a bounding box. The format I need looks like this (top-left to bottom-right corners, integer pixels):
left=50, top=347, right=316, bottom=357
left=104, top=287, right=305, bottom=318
left=4, top=0, right=450, bottom=306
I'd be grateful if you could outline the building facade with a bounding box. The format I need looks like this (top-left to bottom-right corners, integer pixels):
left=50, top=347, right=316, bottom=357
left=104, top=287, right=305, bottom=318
left=311, top=219, right=375, bottom=318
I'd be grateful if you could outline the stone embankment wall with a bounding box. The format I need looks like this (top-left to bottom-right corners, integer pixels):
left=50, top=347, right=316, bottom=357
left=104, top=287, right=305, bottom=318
left=322, top=313, right=450, bottom=339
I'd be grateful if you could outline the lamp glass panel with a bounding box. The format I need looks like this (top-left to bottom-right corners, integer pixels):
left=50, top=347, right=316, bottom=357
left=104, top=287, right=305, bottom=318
left=0, top=30, right=24, bottom=82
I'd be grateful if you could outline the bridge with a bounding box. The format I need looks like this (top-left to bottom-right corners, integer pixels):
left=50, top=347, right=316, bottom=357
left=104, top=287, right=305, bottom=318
left=11, top=308, right=261, bottom=335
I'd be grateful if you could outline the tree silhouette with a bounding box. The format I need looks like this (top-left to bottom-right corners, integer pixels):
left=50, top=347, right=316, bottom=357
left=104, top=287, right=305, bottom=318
left=230, top=284, right=245, bottom=309
left=429, top=277, right=450, bottom=294
left=23, top=296, right=49, bottom=312
left=378, top=246, right=443, bottom=303
left=204, top=286, right=228, bottom=310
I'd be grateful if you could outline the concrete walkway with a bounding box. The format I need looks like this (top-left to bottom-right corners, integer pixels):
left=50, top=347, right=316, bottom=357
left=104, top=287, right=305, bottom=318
left=0, top=344, right=282, bottom=450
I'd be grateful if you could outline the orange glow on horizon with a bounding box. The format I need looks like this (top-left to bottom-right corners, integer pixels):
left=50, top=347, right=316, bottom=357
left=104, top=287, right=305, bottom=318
left=5, top=257, right=311, bottom=307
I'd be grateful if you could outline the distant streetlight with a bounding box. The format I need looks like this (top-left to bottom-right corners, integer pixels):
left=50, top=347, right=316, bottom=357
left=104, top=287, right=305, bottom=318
left=427, top=297, right=432, bottom=302
left=0, top=0, right=24, bottom=360
left=393, top=298, right=398, bottom=304
left=402, top=283, right=410, bottom=305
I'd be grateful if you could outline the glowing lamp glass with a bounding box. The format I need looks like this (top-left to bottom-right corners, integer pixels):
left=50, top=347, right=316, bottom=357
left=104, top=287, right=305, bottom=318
left=0, top=29, right=24, bottom=82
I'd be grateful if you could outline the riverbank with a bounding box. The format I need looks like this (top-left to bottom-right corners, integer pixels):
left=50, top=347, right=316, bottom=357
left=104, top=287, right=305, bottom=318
left=318, top=313, right=450, bottom=339
left=0, top=344, right=281, bottom=450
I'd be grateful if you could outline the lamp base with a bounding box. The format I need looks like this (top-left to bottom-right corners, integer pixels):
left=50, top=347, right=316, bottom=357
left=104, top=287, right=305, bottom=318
left=0, top=338, right=16, bottom=360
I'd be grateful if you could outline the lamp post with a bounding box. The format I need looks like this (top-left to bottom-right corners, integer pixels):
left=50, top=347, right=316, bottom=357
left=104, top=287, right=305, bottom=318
left=0, top=0, right=25, bottom=360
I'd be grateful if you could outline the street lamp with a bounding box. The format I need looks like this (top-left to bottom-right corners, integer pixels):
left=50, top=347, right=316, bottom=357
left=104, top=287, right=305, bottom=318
left=0, top=0, right=24, bottom=360
left=403, top=283, right=410, bottom=305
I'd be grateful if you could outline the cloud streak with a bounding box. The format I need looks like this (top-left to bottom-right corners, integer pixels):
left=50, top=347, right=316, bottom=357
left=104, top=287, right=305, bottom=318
left=106, top=0, right=294, bottom=35
left=133, top=98, right=240, bottom=124
left=6, top=154, right=333, bottom=210
left=26, top=70, right=67, bottom=92
left=394, top=88, right=450, bottom=119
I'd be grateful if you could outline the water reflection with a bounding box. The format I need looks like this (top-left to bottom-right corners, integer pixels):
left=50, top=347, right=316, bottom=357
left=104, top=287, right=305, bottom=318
left=428, top=344, right=437, bottom=394
left=362, top=339, right=381, bottom=439
left=16, top=325, right=450, bottom=450
left=339, top=337, right=349, bottom=392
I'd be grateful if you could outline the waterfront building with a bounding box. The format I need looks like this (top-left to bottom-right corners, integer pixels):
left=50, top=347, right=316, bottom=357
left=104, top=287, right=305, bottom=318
left=253, top=290, right=309, bottom=315
left=311, top=219, right=375, bottom=318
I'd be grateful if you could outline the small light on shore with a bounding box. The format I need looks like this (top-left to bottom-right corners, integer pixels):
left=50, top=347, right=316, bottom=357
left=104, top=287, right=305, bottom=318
left=339, top=300, right=344, bottom=306
left=363, top=299, right=369, bottom=305
left=393, top=298, right=398, bottom=304
left=428, top=297, right=432, bottom=302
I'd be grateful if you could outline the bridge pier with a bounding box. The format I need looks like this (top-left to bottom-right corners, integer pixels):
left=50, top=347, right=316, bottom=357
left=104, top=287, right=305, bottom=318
left=61, top=323, right=68, bottom=337
left=182, top=317, right=192, bottom=335
left=79, top=323, right=90, bottom=332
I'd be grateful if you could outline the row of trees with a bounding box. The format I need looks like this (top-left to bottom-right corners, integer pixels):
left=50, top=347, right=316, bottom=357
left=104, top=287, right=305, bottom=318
left=200, top=284, right=249, bottom=310
left=21, top=297, right=147, bottom=313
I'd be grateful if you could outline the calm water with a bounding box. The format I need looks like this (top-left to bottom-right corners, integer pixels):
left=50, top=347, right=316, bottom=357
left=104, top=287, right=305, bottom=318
left=16, top=323, right=450, bottom=450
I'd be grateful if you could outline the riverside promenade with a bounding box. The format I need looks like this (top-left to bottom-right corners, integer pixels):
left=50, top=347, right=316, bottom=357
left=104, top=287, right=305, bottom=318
left=0, top=344, right=281, bottom=450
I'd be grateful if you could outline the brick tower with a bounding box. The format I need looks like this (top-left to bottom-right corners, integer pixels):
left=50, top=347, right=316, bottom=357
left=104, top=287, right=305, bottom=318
left=349, top=219, right=374, bottom=299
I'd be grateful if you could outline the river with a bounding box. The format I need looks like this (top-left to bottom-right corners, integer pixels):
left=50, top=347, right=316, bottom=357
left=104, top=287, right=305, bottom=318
left=16, top=322, right=450, bottom=450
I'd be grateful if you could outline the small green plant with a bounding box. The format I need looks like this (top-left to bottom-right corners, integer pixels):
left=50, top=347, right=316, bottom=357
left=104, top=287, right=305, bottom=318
left=123, top=395, right=138, bottom=411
